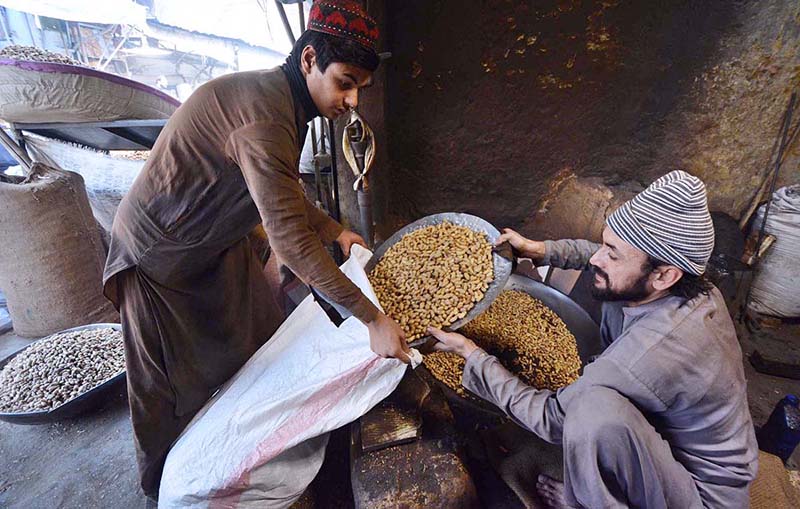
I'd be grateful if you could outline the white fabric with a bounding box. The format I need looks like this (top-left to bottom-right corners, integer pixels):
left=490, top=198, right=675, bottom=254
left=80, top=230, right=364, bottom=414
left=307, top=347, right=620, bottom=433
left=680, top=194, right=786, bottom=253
left=159, top=245, right=407, bottom=508
left=298, top=121, right=328, bottom=175
left=408, top=348, right=424, bottom=369
left=0, top=0, right=147, bottom=29
left=749, top=185, right=800, bottom=317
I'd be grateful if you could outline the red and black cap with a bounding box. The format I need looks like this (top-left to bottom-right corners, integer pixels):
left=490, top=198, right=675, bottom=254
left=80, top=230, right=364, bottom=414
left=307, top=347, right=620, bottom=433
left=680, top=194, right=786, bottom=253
left=307, top=0, right=379, bottom=51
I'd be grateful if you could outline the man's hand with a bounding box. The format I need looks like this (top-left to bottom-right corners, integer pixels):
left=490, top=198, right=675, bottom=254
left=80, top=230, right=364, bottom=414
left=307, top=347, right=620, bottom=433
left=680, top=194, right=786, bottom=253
left=336, top=229, right=368, bottom=257
left=496, top=228, right=546, bottom=264
left=367, top=312, right=411, bottom=364
left=427, top=327, right=479, bottom=359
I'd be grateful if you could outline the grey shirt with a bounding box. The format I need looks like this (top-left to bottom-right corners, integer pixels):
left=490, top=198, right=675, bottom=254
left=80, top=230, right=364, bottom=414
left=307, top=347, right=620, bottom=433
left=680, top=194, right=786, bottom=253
left=462, top=239, right=758, bottom=508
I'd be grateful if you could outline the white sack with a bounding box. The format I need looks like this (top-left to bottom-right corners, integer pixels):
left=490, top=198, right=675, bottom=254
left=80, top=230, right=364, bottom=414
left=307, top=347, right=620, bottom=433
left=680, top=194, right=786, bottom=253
left=159, top=245, right=406, bottom=508
left=749, top=185, right=800, bottom=317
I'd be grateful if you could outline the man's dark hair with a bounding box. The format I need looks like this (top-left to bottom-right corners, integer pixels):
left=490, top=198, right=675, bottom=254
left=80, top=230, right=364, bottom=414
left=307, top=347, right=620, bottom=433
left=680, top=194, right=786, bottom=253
left=291, top=29, right=379, bottom=73
left=645, top=255, right=714, bottom=301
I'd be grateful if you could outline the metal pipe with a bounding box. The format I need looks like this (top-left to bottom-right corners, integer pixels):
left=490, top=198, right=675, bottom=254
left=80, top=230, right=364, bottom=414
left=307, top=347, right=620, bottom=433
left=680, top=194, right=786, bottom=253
left=327, top=118, right=341, bottom=223
left=99, top=25, right=131, bottom=71
left=357, top=189, right=373, bottom=247
left=298, top=1, right=306, bottom=32
left=755, top=92, right=796, bottom=256
left=274, top=0, right=296, bottom=45
left=743, top=92, right=796, bottom=317
left=346, top=119, right=373, bottom=245
left=0, top=128, right=32, bottom=174
left=327, top=118, right=343, bottom=263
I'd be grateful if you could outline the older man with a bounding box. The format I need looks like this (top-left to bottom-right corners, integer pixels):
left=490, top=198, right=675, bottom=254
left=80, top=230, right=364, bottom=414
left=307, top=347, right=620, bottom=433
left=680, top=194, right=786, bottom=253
left=430, top=171, right=758, bottom=508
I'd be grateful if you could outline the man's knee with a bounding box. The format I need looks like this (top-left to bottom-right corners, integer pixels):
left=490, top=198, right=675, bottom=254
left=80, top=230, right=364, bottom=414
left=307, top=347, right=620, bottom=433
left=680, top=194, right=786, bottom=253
left=563, top=386, right=640, bottom=446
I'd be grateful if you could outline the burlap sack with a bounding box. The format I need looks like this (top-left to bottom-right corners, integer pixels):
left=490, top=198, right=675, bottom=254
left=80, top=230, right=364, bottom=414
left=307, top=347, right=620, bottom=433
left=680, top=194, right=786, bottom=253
left=24, top=134, right=144, bottom=234
left=0, top=163, right=118, bottom=337
left=750, top=451, right=800, bottom=509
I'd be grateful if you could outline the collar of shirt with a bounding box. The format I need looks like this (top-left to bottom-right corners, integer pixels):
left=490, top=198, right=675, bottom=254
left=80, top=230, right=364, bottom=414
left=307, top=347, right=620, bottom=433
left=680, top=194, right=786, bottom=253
left=620, top=294, right=686, bottom=333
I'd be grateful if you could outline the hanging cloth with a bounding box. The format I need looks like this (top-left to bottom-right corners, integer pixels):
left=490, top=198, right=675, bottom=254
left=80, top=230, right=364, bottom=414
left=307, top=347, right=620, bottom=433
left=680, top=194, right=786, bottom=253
left=342, top=109, right=376, bottom=191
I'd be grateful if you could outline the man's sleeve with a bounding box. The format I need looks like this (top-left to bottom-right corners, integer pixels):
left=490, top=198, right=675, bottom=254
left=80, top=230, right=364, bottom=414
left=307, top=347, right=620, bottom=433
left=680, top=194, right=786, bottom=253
left=304, top=197, right=343, bottom=246
left=542, top=239, right=601, bottom=270
left=226, top=121, right=379, bottom=322
left=462, top=348, right=663, bottom=444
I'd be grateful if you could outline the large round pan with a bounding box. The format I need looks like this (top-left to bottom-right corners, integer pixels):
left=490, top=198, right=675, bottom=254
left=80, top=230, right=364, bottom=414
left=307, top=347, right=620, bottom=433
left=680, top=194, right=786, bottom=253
left=421, top=275, right=602, bottom=417
left=0, top=323, right=126, bottom=425
left=365, top=212, right=513, bottom=333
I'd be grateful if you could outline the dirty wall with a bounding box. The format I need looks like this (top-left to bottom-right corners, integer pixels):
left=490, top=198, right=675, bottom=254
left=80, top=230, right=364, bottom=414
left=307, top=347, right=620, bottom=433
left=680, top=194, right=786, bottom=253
left=352, top=0, right=800, bottom=242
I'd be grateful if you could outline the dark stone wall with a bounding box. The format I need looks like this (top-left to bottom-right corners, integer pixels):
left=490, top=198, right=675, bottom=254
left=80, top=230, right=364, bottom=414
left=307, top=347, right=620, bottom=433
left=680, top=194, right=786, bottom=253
left=358, top=0, right=800, bottom=240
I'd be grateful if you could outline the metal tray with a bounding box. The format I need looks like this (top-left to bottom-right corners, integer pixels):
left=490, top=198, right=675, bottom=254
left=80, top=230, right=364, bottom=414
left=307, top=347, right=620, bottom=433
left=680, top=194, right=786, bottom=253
left=365, top=212, right=513, bottom=333
left=421, top=274, right=602, bottom=417
left=0, top=323, right=126, bottom=425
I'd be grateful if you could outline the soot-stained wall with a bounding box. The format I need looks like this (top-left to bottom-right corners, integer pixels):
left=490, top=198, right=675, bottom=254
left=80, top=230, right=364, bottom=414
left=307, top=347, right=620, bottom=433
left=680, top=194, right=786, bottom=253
left=366, top=0, right=800, bottom=241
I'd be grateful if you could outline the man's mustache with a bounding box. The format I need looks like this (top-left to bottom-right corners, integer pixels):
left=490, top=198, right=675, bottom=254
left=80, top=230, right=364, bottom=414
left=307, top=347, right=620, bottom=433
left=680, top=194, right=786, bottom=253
left=590, top=264, right=609, bottom=284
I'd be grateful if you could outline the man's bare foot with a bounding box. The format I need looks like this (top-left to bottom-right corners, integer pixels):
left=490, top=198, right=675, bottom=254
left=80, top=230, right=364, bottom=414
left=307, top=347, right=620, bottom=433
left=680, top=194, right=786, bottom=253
left=536, top=474, right=579, bottom=509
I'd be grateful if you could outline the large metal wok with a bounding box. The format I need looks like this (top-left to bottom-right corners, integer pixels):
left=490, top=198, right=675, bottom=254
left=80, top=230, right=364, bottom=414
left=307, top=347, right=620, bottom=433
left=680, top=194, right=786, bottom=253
left=419, top=274, right=602, bottom=417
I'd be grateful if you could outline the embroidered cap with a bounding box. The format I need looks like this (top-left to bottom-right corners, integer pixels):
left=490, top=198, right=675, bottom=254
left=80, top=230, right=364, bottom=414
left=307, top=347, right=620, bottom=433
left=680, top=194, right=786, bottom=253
left=307, top=0, right=379, bottom=51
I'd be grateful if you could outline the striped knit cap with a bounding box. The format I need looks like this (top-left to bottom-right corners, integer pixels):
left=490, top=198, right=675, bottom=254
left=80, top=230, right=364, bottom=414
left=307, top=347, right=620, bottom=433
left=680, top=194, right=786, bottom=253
left=606, top=170, right=714, bottom=275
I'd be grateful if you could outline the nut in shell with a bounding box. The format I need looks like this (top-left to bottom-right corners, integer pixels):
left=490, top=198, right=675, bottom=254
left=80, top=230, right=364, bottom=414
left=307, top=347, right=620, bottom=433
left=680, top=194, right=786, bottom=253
left=368, top=221, right=494, bottom=342
left=0, top=327, right=125, bottom=413
left=425, top=290, right=582, bottom=395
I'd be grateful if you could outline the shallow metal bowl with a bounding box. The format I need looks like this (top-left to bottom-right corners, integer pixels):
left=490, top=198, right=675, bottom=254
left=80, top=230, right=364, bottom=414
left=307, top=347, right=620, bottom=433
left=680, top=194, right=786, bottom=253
left=421, top=275, right=602, bottom=417
left=365, top=212, right=513, bottom=333
left=0, top=323, right=126, bottom=425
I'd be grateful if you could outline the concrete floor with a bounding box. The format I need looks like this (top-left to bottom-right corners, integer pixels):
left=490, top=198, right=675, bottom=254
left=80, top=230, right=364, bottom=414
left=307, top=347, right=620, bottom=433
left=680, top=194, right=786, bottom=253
left=1, top=316, right=799, bottom=508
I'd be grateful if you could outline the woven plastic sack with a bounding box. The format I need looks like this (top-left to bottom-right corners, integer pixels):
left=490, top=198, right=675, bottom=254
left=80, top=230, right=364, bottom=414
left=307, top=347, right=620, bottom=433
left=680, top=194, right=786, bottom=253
left=749, top=185, right=800, bottom=317
left=0, top=58, right=179, bottom=122
left=159, top=245, right=406, bottom=508
left=0, top=163, right=118, bottom=337
left=24, top=134, right=143, bottom=233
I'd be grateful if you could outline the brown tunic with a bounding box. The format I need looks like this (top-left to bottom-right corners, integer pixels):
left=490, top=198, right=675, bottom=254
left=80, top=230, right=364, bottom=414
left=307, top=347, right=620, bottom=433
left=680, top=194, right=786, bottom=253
left=103, top=67, right=379, bottom=497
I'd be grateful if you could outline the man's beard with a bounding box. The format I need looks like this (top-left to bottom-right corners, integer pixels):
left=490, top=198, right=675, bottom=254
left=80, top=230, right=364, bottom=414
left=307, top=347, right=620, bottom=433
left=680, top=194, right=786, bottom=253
left=590, top=264, right=652, bottom=302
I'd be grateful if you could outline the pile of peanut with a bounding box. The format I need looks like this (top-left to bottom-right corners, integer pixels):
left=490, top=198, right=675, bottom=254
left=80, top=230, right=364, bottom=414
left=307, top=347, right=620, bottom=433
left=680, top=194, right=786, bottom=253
left=0, top=327, right=125, bottom=413
left=423, top=352, right=467, bottom=396
left=368, top=221, right=494, bottom=342
left=113, top=150, right=150, bottom=161
left=425, top=290, right=582, bottom=394
left=0, top=45, right=83, bottom=66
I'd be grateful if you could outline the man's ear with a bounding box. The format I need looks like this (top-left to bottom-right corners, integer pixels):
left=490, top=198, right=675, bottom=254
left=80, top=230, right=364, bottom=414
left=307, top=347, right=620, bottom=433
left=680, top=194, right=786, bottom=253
left=652, top=265, right=683, bottom=292
left=300, top=45, right=317, bottom=76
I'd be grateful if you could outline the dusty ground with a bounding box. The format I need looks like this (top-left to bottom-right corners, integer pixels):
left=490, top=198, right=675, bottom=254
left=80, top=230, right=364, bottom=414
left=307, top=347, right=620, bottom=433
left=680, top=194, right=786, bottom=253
left=1, top=309, right=799, bottom=508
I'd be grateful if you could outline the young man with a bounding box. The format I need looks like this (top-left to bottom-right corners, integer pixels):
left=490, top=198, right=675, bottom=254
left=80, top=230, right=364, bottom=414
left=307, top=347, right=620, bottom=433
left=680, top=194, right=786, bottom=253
left=103, top=1, right=408, bottom=498
left=430, top=171, right=758, bottom=508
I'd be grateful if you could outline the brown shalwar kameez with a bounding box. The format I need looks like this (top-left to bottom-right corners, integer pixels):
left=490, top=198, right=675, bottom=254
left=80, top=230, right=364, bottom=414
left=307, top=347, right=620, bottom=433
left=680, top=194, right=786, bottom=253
left=103, top=67, right=379, bottom=497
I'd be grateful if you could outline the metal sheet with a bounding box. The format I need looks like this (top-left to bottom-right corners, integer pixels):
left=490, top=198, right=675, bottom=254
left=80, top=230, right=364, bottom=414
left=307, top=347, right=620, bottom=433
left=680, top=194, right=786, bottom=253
left=365, top=212, right=513, bottom=333
left=14, top=119, right=167, bottom=151
left=0, top=323, right=126, bottom=425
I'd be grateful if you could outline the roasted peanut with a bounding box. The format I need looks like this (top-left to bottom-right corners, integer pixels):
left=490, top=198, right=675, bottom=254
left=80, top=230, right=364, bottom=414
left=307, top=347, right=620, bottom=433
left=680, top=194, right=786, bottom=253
left=425, top=290, right=582, bottom=394
left=0, top=45, right=83, bottom=66
left=368, top=221, right=494, bottom=342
